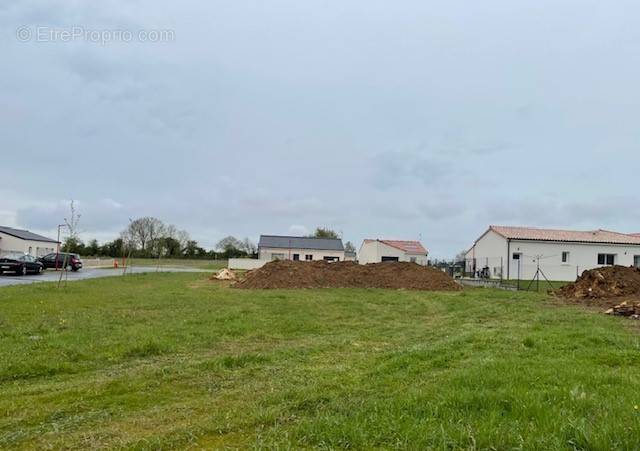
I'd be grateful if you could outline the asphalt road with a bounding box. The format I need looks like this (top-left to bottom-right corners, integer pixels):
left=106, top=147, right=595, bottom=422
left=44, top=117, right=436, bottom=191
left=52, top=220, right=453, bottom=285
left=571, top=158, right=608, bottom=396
left=0, top=266, right=210, bottom=288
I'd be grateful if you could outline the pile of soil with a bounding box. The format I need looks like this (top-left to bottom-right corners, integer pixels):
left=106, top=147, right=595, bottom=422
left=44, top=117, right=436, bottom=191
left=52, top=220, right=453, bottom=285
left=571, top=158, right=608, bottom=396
left=233, top=260, right=462, bottom=291
left=556, top=266, right=640, bottom=305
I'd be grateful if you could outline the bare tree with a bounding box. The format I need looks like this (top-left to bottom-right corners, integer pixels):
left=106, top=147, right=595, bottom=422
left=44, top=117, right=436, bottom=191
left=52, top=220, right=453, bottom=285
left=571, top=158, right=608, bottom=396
left=241, top=237, right=257, bottom=256
left=125, top=217, right=165, bottom=252
left=64, top=200, right=81, bottom=240
left=59, top=200, right=81, bottom=287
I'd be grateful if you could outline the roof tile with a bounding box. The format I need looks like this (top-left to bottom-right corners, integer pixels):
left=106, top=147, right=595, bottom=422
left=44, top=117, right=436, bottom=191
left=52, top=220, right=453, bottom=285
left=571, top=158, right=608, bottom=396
left=365, top=239, right=428, bottom=254
left=489, top=225, right=640, bottom=245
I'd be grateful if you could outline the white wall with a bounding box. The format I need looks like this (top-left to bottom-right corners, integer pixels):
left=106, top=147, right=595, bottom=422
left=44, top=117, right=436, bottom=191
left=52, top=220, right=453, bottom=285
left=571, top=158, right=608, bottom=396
left=465, top=230, right=508, bottom=278
left=258, top=247, right=345, bottom=261
left=508, top=240, right=640, bottom=281
left=0, top=233, right=58, bottom=257
left=467, top=230, right=640, bottom=281
left=228, top=258, right=268, bottom=270
left=358, top=241, right=428, bottom=265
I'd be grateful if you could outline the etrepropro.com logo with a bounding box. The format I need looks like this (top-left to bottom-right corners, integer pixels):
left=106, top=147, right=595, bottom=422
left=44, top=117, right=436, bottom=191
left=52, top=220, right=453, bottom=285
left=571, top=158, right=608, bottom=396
left=15, top=26, right=175, bottom=45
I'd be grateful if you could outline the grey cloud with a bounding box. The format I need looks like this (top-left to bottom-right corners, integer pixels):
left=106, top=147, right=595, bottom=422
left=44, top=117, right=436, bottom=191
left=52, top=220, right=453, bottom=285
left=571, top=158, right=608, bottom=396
left=3, top=0, right=640, bottom=258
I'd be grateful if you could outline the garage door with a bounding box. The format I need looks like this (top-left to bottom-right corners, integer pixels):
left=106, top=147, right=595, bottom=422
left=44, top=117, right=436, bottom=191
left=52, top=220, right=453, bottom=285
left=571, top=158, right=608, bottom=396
left=381, top=256, right=399, bottom=262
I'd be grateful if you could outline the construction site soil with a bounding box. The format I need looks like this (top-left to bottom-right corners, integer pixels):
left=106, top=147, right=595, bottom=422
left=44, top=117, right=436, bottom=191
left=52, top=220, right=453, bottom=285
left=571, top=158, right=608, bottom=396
left=556, top=265, right=640, bottom=308
left=233, top=260, right=462, bottom=291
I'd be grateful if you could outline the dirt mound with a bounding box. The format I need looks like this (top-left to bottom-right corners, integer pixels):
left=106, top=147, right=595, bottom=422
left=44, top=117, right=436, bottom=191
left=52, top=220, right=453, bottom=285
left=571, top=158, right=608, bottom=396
left=556, top=266, right=640, bottom=301
left=233, top=260, right=462, bottom=291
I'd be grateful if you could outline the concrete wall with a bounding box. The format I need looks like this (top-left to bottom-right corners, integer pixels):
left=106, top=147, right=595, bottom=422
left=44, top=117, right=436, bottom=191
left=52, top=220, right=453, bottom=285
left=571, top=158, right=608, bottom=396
left=258, top=247, right=345, bottom=261
left=229, top=258, right=269, bottom=270
left=358, top=241, right=428, bottom=265
left=467, top=229, right=640, bottom=281
left=0, top=232, right=58, bottom=257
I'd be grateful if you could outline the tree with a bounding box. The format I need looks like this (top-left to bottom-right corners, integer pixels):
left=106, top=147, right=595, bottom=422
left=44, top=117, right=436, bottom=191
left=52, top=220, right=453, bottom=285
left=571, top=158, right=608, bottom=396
left=58, top=202, right=84, bottom=255
left=216, top=236, right=246, bottom=258
left=124, top=217, right=165, bottom=253
left=62, top=236, right=85, bottom=254
left=310, top=227, right=339, bottom=239
left=85, top=239, right=100, bottom=256
left=159, top=237, right=183, bottom=257
left=100, top=238, right=124, bottom=257
left=344, top=241, right=356, bottom=253
left=184, top=240, right=206, bottom=258
left=455, top=250, right=468, bottom=263
left=240, top=237, right=257, bottom=257
left=64, top=200, right=81, bottom=240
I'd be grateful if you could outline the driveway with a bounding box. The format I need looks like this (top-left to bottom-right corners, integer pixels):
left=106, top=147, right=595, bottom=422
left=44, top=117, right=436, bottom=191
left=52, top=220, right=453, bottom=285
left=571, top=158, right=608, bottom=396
left=0, top=266, right=210, bottom=288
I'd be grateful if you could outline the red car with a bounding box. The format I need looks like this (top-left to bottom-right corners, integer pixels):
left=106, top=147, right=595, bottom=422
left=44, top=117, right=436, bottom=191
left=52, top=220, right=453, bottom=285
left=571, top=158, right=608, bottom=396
left=38, top=253, right=83, bottom=271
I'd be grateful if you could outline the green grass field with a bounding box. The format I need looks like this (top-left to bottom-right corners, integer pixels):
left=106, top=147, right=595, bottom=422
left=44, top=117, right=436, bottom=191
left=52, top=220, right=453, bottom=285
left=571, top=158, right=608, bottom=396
left=1, top=273, right=639, bottom=449
left=500, top=279, right=569, bottom=292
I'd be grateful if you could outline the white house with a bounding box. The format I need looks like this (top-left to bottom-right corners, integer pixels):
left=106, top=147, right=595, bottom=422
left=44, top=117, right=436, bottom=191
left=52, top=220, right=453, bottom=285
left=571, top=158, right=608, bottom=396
left=465, top=225, right=640, bottom=281
left=258, top=235, right=345, bottom=261
left=0, top=226, right=59, bottom=257
left=358, top=239, right=428, bottom=265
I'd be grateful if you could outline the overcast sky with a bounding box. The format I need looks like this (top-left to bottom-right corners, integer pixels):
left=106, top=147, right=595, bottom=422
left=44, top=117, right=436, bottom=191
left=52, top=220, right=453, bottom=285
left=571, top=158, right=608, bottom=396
left=2, top=0, right=640, bottom=258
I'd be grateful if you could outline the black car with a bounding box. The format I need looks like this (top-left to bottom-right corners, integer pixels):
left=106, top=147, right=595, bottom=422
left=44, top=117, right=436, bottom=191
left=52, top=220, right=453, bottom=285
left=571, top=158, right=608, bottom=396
left=39, top=253, right=83, bottom=271
left=0, top=254, right=44, bottom=276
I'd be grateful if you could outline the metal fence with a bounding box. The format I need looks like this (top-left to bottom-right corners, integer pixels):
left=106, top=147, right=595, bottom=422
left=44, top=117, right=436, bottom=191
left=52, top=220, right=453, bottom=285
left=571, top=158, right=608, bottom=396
left=434, top=256, right=589, bottom=291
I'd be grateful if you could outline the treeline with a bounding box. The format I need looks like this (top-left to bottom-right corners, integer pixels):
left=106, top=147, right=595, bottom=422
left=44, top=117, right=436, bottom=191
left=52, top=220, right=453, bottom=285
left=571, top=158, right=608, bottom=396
left=61, top=216, right=257, bottom=259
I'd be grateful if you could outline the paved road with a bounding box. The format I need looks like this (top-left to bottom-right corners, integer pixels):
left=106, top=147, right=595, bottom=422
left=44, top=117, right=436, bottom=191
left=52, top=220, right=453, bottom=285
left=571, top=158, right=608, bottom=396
left=0, top=266, right=210, bottom=288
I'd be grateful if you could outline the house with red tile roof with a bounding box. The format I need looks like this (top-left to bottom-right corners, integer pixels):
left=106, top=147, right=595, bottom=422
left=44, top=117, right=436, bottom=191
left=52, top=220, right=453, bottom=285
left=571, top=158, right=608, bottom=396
left=358, top=239, right=428, bottom=265
left=465, top=225, right=640, bottom=281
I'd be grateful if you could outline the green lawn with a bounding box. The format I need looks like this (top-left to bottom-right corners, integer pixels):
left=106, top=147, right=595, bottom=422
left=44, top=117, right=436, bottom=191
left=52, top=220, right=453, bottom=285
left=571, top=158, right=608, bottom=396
left=1, top=274, right=639, bottom=449
left=500, top=279, right=569, bottom=292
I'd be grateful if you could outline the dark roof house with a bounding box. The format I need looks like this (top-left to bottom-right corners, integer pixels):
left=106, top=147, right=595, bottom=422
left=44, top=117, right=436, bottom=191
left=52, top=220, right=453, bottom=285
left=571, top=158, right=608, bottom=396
left=258, top=235, right=344, bottom=251
left=0, top=226, right=59, bottom=243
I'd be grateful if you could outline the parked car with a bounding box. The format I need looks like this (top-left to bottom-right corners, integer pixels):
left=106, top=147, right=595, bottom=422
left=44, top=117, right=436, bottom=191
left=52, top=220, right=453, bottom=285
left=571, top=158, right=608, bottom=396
left=0, top=254, right=44, bottom=275
left=39, top=253, right=83, bottom=271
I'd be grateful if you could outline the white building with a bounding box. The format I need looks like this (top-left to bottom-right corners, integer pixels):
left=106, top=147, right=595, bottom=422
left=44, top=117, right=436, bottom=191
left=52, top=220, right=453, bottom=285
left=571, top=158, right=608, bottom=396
left=258, top=235, right=345, bottom=261
left=0, top=226, right=59, bottom=257
left=358, top=239, right=428, bottom=265
left=465, top=225, right=640, bottom=281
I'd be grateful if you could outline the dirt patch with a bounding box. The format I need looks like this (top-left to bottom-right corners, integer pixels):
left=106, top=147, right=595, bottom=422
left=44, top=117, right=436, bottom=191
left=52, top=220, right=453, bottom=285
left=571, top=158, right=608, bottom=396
left=232, top=260, right=462, bottom=291
left=555, top=265, right=640, bottom=308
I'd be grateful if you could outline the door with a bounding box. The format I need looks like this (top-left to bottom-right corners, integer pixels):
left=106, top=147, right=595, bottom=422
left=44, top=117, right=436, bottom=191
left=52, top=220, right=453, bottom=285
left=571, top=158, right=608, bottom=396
left=634, top=256, right=640, bottom=268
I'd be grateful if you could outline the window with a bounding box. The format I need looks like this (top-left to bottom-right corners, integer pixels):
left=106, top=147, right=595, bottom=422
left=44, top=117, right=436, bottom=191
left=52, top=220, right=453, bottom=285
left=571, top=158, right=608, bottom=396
left=597, top=254, right=615, bottom=265
left=381, top=256, right=399, bottom=262
left=271, top=253, right=285, bottom=261
left=635, top=256, right=640, bottom=269
left=305, top=254, right=313, bottom=261
left=512, top=253, right=521, bottom=260
left=410, top=257, right=417, bottom=263
left=323, top=256, right=339, bottom=262
left=562, top=252, right=570, bottom=263
left=292, top=254, right=300, bottom=261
